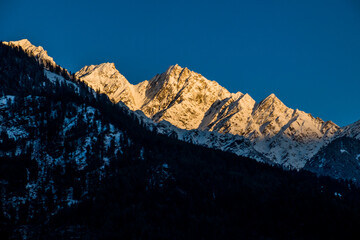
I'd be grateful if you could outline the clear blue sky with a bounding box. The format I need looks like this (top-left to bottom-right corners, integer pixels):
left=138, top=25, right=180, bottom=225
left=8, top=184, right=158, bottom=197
left=1, top=0, right=359, bottom=126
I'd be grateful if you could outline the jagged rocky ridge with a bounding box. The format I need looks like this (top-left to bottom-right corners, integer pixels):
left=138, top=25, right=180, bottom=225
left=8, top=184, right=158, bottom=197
left=75, top=60, right=339, bottom=169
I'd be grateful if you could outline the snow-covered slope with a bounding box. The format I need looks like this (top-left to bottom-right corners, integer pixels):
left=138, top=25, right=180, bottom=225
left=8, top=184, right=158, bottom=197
left=198, top=91, right=339, bottom=168
left=305, top=136, right=360, bottom=184
left=76, top=63, right=339, bottom=168
left=132, top=110, right=268, bottom=163
left=305, top=120, right=360, bottom=183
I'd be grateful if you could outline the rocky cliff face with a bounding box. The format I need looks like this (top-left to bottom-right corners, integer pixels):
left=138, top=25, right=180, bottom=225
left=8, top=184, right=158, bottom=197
left=140, top=64, right=235, bottom=130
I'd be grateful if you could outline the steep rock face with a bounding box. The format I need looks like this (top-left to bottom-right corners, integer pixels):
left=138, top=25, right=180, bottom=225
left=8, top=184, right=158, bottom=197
left=141, top=64, right=234, bottom=129
left=199, top=93, right=256, bottom=135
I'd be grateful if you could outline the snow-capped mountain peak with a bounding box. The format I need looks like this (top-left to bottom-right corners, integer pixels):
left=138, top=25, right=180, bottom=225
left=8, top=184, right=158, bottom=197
left=255, top=93, right=286, bottom=112
left=142, top=64, right=234, bottom=129
left=76, top=62, right=125, bottom=82
left=75, top=62, right=143, bottom=109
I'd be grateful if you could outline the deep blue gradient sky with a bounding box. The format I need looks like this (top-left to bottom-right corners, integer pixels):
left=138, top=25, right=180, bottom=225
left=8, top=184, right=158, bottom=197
left=1, top=0, right=359, bottom=126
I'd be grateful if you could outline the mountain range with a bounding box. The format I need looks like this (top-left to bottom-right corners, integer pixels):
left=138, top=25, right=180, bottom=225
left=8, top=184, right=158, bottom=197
left=1, top=39, right=360, bottom=239
left=4, top=39, right=360, bottom=181
left=75, top=61, right=341, bottom=169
